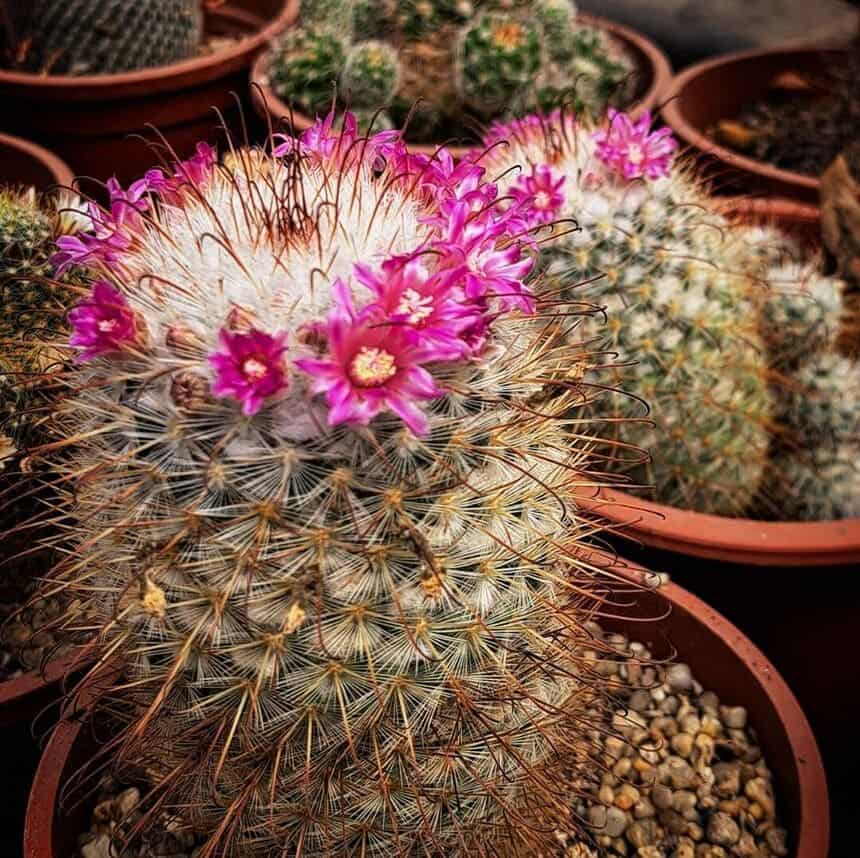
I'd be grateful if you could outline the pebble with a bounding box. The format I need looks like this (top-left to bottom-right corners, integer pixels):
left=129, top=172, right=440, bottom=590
left=559, top=627, right=789, bottom=858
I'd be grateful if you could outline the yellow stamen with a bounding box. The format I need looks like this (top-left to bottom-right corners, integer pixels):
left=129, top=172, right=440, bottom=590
left=350, top=346, right=397, bottom=387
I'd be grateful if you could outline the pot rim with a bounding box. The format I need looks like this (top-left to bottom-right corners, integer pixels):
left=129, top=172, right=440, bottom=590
left=0, top=1, right=299, bottom=98
left=0, top=131, right=75, bottom=188
left=22, top=559, right=829, bottom=857
left=0, top=651, right=82, bottom=711
left=250, top=11, right=673, bottom=157
left=661, top=43, right=850, bottom=193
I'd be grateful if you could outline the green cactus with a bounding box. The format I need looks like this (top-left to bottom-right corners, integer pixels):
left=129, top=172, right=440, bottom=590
left=773, top=443, right=860, bottom=521
left=341, top=41, right=401, bottom=108
left=268, top=0, right=635, bottom=145
left=479, top=114, right=775, bottom=517
left=455, top=12, right=541, bottom=116
left=0, top=187, right=88, bottom=450
left=12, top=0, right=203, bottom=75
left=269, top=27, right=347, bottom=116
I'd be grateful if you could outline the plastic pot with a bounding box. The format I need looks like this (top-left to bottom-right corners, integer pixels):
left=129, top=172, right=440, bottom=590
left=250, top=13, right=673, bottom=158
left=22, top=561, right=828, bottom=857
left=0, top=1, right=299, bottom=188
left=661, top=46, right=850, bottom=204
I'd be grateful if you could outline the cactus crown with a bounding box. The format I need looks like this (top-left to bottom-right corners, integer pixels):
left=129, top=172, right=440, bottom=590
left=26, top=117, right=636, bottom=857
left=267, top=0, right=635, bottom=141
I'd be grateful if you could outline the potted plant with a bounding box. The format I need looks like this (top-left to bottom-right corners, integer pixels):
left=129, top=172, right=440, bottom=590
left=0, top=0, right=299, bottom=187
left=660, top=44, right=857, bottom=203
left=250, top=0, right=672, bottom=156
left=7, top=115, right=824, bottom=858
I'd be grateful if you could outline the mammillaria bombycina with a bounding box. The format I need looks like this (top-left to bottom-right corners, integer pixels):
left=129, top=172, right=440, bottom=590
left=21, top=112, right=641, bottom=857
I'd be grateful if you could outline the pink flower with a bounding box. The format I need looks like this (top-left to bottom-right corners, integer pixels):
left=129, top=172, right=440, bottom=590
left=52, top=176, right=155, bottom=273
left=355, top=255, right=477, bottom=360
left=146, top=143, right=217, bottom=202
left=434, top=199, right=535, bottom=314
left=209, top=327, right=290, bottom=416
left=511, top=164, right=567, bottom=227
left=68, top=281, right=140, bottom=361
left=274, top=110, right=403, bottom=169
left=295, top=281, right=444, bottom=435
left=592, top=110, right=677, bottom=180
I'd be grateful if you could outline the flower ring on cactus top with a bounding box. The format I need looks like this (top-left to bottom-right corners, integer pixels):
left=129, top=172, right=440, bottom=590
left=592, top=109, right=678, bottom=180
left=17, top=108, right=646, bottom=858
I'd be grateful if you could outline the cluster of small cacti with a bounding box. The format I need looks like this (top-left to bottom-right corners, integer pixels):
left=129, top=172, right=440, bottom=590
left=266, top=0, right=635, bottom=140
left=0, top=186, right=90, bottom=457
left=474, top=110, right=776, bottom=517
left=4, top=0, right=203, bottom=75
left=20, top=115, right=633, bottom=857
left=473, top=109, right=859, bottom=521
left=750, top=233, right=859, bottom=520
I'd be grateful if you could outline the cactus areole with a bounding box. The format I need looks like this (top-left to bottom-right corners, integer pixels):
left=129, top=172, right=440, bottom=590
left=27, top=114, right=633, bottom=857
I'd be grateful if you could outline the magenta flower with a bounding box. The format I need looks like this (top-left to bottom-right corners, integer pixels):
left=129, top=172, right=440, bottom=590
left=592, top=109, right=677, bottom=180
left=209, top=328, right=290, bottom=416
left=68, top=281, right=140, bottom=361
left=355, top=255, right=477, bottom=360
left=274, top=110, right=402, bottom=168
left=434, top=199, right=535, bottom=314
left=294, top=281, right=444, bottom=435
left=146, top=142, right=217, bottom=202
left=511, top=164, right=567, bottom=227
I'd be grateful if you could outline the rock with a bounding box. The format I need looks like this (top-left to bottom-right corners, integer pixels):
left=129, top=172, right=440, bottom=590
left=637, top=847, right=665, bottom=858
left=765, top=827, right=789, bottom=857
left=651, top=784, right=673, bottom=810
left=744, top=777, right=775, bottom=818
left=113, top=786, right=141, bottom=820
left=633, top=796, right=656, bottom=819
left=666, top=664, right=693, bottom=692
left=598, top=784, right=615, bottom=806
left=672, top=840, right=696, bottom=858
left=666, top=757, right=698, bottom=790
left=80, top=833, right=112, bottom=858
left=629, top=689, right=652, bottom=712
left=627, top=819, right=659, bottom=848
left=712, top=763, right=741, bottom=798
left=605, top=807, right=629, bottom=838
left=694, top=846, right=727, bottom=858
left=720, top=706, right=747, bottom=730
left=670, top=733, right=694, bottom=758
left=706, top=812, right=740, bottom=847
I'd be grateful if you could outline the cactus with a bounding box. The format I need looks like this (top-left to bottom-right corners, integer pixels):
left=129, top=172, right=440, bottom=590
left=268, top=27, right=347, bottom=116
left=773, top=443, right=860, bottom=521
left=473, top=111, right=777, bottom=517
left=25, top=115, right=633, bottom=858
left=341, top=41, right=401, bottom=108
left=0, top=187, right=90, bottom=451
left=11, top=0, right=203, bottom=75
left=266, top=0, right=635, bottom=145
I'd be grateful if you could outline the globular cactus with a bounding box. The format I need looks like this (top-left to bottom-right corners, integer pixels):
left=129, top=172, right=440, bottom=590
left=27, top=114, right=631, bottom=858
left=0, top=186, right=90, bottom=452
left=341, top=41, right=401, bottom=109
left=266, top=0, right=635, bottom=145
left=268, top=28, right=347, bottom=116
left=10, top=0, right=203, bottom=75
left=474, top=110, right=776, bottom=517
left=774, top=443, right=860, bottom=521
left=454, top=12, right=542, bottom=116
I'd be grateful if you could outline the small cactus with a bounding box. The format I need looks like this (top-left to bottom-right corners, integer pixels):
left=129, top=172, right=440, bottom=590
left=341, top=40, right=401, bottom=108
left=775, top=443, right=860, bottom=521
left=268, top=27, right=347, bottom=116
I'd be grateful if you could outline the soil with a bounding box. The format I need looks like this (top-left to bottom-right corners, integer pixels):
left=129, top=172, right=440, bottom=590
left=710, top=51, right=860, bottom=178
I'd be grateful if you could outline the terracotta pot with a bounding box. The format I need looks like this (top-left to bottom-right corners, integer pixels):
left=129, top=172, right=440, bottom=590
left=0, top=1, right=299, bottom=189
left=22, top=562, right=828, bottom=857
left=0, top=132, right=74, bottom=189
left=250, top=13, right=672, bottom=158
left=578, top=196, right=860, bottom=566
left=661, top=46, right=850, bottom=204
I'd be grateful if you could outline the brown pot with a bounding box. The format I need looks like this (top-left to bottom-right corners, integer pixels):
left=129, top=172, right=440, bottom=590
left=661, top=45, right=850, bottom=204
left=577, top=196, right=860, bottom=566
left=0, top=131, right=74, bottom=189
left=0, top=1, right=299, bottom=188
left=21, top=562, right=829, bottom=858
left=250, top=13, right=673, bottom=158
